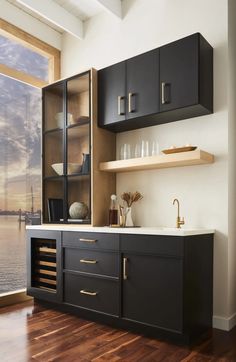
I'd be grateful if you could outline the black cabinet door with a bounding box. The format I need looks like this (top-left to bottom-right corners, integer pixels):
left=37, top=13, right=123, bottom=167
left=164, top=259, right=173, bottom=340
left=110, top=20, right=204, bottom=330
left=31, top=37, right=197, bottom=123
left=98, top=61, right=126, bottom=127
left=126, top=49, right=159, bottom=120
left=160, top=33, right=199, bottom=112
left=122, top=253, right=183, bottom=332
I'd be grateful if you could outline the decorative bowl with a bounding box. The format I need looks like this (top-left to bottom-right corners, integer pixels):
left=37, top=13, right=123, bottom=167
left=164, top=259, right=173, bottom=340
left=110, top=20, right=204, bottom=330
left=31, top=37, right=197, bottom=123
left=51, top=163, right=63, bottom=176
left=51, top=163, right=82, bottom=175
left=67, top=163, right=82, bottom=174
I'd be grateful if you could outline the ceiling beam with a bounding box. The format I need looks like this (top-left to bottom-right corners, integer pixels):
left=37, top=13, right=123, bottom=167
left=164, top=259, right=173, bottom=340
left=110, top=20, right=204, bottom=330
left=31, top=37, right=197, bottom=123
left=15, top=0, right=83, bottom=39
left=95, top=0, right=122, bottom=19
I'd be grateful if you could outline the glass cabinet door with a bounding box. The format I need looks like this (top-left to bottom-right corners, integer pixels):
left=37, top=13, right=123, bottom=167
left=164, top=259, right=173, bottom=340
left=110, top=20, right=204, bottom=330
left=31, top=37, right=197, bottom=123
left=44, top=83, right=64, bottom=131
left=43, top=82, right=65, bottom=223
left=66, top=73, right=91, bottom=223
left=42, top=71, right=91, bottom=224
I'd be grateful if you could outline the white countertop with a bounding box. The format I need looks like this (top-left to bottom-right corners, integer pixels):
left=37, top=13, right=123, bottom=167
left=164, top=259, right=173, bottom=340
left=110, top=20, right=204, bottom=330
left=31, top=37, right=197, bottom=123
left=26, top=224, right=215, bottom=236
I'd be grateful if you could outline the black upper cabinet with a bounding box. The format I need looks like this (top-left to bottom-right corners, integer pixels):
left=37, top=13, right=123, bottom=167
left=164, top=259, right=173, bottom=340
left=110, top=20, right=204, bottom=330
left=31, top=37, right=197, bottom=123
left=160, top=33, right=213, bottom=114
left=126, top=49, right=159, bottom=120
left=98, top=33, right=213, bottom=133
left=160, top=34, right=198, bottom=112
left=98, top=49, right=159, bottom=132
left=98, top=61, right=126, bottom=126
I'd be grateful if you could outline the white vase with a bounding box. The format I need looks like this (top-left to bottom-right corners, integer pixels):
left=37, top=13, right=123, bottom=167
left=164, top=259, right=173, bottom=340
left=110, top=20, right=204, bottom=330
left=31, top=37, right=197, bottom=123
left=125, top=207, right=134, bottom=227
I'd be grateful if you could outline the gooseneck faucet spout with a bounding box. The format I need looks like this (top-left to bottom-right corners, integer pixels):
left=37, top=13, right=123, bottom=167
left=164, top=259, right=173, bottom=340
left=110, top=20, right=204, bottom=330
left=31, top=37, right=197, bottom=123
left=173, top=198, right=185, bottom=229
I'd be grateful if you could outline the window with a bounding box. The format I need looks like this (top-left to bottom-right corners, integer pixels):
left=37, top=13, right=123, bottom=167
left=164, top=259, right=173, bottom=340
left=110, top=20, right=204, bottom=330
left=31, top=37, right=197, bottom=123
left=0, top=19, right=60, bottom=297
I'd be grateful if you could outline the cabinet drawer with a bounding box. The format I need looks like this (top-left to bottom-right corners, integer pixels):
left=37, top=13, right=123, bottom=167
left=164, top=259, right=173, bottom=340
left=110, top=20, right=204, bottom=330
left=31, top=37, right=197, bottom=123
left=121, top=234, right=184, bottom=257
left=64, top=273, right=119, bottom=316
left=62, top=232, right=119, bottom=251
left=64, top=248, right=119, bottom=277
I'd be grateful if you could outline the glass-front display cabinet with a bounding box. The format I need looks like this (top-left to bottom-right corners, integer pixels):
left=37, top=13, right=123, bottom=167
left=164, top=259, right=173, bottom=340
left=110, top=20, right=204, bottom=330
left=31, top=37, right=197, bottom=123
left=43, top=71, right=92, bottom=224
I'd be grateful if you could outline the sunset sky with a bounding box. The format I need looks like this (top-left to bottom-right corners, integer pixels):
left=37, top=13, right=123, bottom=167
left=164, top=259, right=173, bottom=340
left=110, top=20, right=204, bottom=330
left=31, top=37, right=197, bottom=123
left=0, top=34, right=48, bottom=212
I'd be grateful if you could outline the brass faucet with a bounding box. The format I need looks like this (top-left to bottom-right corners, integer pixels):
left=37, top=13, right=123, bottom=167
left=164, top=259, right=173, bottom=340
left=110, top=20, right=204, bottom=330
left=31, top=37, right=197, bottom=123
left=173, top=198, right=185, bottom=228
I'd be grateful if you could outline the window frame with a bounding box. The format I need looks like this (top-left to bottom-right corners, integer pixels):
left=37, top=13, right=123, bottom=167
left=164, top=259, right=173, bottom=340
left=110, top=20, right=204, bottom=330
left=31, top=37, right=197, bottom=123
left=0, top=19, right=60, bottom=305
left=0, top=18, right=61, bottom=87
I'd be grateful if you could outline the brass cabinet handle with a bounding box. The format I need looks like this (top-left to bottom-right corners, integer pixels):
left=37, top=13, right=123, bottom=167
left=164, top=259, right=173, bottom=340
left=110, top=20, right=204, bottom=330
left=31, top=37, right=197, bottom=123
left=80, top=289, right=97, bottom=296
left=123, top=257, right=128, bottom=280
left=128, top=92, right=135, bottom=113
left=161, top=82, right=166, bottom=104
left=80, top=259, right=97, bottom=264
left=79, top=238, right=97, bottom=243
left=118, top=96, right=125, bottom=115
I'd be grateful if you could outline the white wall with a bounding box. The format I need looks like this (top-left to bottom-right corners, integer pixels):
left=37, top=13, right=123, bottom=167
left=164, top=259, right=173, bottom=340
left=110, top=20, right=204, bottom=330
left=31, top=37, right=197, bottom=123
left=61, top=0, right=231, bottom=329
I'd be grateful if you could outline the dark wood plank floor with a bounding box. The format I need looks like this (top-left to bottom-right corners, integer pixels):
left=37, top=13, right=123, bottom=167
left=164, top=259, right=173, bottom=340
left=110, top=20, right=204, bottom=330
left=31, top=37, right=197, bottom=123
left=1, top=301, right=236, bottom=362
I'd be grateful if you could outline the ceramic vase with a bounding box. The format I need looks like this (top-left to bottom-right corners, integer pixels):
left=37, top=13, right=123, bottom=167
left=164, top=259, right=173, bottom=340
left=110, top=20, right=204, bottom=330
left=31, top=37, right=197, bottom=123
left=125, top=207, right=134, bottom=227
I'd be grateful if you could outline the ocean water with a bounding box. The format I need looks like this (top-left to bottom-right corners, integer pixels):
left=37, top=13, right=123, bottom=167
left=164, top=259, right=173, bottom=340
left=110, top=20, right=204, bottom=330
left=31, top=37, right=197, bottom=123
left=0, top=215, right=26, bottom=294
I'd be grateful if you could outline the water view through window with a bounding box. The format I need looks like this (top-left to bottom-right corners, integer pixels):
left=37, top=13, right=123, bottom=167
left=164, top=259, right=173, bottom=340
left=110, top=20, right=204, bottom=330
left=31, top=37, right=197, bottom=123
left=0, top=74, right=41, bottom=293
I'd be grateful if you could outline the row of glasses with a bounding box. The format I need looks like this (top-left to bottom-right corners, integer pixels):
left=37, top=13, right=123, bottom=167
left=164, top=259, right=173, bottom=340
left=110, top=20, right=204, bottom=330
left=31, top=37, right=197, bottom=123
left=120, top=140, right=159, bottom=160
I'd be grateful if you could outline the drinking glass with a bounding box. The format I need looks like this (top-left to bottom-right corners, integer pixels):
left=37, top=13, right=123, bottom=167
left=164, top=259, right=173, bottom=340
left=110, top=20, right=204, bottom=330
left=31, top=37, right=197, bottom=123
left=120, top=143, right=131, bottom=159
left=134, top=143, right=141, bottom=158
left=141, top=140, right=149, bottom=157
left=151, top=141, right=159, bottom=156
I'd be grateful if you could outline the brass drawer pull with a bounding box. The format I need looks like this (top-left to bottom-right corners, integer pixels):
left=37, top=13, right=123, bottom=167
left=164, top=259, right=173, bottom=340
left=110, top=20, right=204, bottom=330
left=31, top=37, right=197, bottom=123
left=80, top=289, right=97, bottom=296
left=79, top=238, right=97, bottom=243
left=80, top=259, right=97, bottom=264
left=123, top=257, right=128, bottom=280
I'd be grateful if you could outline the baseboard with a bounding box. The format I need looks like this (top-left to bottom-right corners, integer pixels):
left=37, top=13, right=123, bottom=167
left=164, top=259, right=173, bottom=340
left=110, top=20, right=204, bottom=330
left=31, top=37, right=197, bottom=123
left=213, top=313, right=236, bottom=331
left=0, top=289, right=33, bottom=308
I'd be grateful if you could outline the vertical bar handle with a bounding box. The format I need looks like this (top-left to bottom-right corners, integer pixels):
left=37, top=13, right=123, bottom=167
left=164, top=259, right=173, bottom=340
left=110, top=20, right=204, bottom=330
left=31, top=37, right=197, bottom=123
left=118, top=96, right=125, bottom=115
left=123, top=257, right=128, bottom=280
left=161, top=82, right=167, bottom=104
left=128, top=93, right=135, bottom=113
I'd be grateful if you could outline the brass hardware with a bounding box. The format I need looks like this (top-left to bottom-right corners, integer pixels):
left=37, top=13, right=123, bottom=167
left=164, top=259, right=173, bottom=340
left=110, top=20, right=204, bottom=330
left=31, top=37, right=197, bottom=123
left=80, top=259, right=97, bottom=264
left=79, top=238, right=97, bottom=243
left=161, top=82, right=166, bottom=104
left=123, top=257, right=128, bottom=280
left=80, top=290, right=97, bottom=296
left=128, top=92, right=135, bottom=113
left=173, top=198, right=185, bottom=228
left=118, top=96, right=125, bottom=115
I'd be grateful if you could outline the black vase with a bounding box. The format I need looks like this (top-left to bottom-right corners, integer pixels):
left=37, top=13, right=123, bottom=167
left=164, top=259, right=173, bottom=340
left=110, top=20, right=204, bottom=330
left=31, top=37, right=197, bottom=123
left=81, top=153, right=90, bottom=174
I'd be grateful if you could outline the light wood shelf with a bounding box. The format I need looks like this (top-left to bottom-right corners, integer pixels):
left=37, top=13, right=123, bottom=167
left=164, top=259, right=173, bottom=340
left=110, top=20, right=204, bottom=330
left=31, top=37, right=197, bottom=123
left=99, top=150, right=214, bottom=173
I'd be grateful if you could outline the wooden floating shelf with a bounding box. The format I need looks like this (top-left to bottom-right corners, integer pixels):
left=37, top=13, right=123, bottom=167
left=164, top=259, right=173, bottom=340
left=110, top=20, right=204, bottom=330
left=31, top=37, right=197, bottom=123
left=99, top=150, right=214, bottom=173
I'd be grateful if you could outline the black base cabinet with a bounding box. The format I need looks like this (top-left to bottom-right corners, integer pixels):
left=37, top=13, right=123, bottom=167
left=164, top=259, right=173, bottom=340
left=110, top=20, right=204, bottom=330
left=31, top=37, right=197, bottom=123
left=27, top=230, right=213, bottom=343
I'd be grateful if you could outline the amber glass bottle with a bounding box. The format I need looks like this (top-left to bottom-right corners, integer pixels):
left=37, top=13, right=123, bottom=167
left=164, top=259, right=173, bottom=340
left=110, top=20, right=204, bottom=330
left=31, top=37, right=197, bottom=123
left=109, top=194, right=118, bottom=226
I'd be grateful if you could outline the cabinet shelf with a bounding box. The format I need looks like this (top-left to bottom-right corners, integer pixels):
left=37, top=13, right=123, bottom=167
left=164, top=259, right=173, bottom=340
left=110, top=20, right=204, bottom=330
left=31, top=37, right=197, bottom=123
left=44, top=127, right=62, bottom=135
left=66, top=118, right=90, bottom=129
left=99, top=150, right=214, bottom=173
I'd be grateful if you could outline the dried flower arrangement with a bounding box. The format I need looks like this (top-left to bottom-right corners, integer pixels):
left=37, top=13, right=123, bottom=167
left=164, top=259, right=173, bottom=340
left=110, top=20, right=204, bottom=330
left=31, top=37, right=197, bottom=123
left=119, top=191, right=143, bottom=227
left=121, top=191, right=143, bottom=207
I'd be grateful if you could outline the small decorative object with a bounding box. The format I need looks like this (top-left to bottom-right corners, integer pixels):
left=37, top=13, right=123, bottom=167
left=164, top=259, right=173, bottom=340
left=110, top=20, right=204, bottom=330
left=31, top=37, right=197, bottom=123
left=69, top=202, right=89, bottom=219
left=162, top=145, right=197, bottom=154
left=81, top=153, right=90, bottom=173
left=120, top=191, right=143, bottom=227
left=55, top=112, right=74, bottom=128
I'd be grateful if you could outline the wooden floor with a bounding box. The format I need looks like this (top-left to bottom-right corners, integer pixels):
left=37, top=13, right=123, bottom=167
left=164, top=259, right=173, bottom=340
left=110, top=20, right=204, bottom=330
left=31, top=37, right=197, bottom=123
left=1, top=301, right=236, bottom=362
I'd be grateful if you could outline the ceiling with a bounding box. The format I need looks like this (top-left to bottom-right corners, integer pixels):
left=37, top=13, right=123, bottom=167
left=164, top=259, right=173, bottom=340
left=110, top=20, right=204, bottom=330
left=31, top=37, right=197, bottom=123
left=6, top=0, right=123, bottom=38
